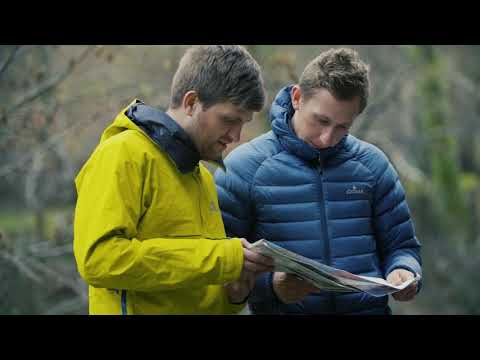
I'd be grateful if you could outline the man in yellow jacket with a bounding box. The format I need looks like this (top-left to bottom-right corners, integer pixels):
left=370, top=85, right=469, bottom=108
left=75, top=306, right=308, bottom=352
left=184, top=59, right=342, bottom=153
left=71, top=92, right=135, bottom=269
left=73, top=45, right=274, bottom=315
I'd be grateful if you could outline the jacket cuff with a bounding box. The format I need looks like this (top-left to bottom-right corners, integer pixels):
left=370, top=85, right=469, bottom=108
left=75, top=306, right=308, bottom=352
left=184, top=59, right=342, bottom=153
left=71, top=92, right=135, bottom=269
left=385, top=253, right=421, bottom=276
left=223, top=288, right=249, bottom=314
left=221, top=238, right=243, bottom=283
left=229, top=290, right=252, bottom=305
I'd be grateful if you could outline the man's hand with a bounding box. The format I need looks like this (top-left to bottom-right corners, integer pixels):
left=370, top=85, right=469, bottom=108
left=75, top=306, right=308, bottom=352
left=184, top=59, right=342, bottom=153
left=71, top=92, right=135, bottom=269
left=240, top=238, right=275, bottom=273
left=387, top=269, right=418, bottom=302
left=225, top=238, right=275, bottom=304
left=225, top=270, right=256, bottom=304
left=272, top=272, right=320, bottom=304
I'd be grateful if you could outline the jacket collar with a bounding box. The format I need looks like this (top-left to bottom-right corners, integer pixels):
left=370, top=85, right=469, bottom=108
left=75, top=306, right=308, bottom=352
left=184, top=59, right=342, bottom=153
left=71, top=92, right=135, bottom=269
left=270, top=85, right=353, bottom=165
left=125, top=101, right=225, bottom=174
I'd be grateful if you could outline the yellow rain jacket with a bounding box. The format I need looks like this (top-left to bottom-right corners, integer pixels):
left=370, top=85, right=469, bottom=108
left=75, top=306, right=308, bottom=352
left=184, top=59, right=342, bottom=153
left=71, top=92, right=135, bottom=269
left=73, top=100, right=246, bottom=315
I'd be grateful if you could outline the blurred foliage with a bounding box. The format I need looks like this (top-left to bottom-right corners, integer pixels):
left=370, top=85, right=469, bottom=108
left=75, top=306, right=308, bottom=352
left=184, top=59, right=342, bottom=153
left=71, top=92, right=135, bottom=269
left=1, top=45, right=479, bottom=314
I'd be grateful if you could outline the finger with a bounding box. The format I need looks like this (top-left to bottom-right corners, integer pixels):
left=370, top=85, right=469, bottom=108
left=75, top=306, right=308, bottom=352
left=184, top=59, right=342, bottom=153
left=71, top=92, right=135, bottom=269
left=393, top=294, right=405, bottom=302
left=248, top=250, right=275, bottom=267
left=392, top=291, right=410, bottom=301
left=244, top=259, right=273, bottom=273
left=394, top=293, right=412, bottom=302
left=239, top=238, right=252, bottom=249
left=285, top=276, right=318, bottom=293
left=236, top=275, right=254, bottom=290
left=398, top=272, right=414, bottom=284
left=290, top=277, right=318, bottom=292
left=405, top=282, right=417, bottom=292
left=393, top=287, right=416, bottom=301
left=244, top=248, right=275, bottom=267
left=285, top=273, right=305, bottom=282
left=387, top=273, right=403, bottom=286
left=396, top=283, right=417, bottom=298
left=239, top=269, right=255, bottom=282
left=401, top=286, right=417, bottom=299
left=387, top=274, right=403, bottom=286
left=287, top=280, right=317, bottom=294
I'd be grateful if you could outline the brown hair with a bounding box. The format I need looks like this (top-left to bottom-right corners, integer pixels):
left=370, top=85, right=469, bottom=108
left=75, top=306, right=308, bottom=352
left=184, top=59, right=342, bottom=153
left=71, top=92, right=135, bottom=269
left=170, top=45, right=266, bottom=112
left=299, top=48, right=370, bottom=113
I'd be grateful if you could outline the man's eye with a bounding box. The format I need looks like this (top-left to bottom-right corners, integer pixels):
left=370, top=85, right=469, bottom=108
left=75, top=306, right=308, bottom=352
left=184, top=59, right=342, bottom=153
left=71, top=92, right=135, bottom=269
left=222, top=117, right=237, bottom=124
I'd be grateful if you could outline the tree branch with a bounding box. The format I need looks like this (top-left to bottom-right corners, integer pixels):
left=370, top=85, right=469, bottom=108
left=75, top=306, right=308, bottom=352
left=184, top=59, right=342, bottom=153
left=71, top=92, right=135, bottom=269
left=24, top=256, right=88, bottom=301
left=0, top=251, right=43, bottom=284
left=365, top=131, right=429, bottom=184
left=5, top=45, right=96, bottom=118
left=0, top=110, right=98, bottom=178
left=355, top=66, right=414, bottom=139
left=0, top=45, right=22, bottom=79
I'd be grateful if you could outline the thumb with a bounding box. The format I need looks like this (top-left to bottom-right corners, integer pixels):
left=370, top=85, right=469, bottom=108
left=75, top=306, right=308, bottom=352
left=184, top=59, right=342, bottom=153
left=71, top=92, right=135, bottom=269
left=398, top=270, right=414, bottom=282
left=239, top=238, right=252, bottom=249
left=387, top=271, right=403, bottom=286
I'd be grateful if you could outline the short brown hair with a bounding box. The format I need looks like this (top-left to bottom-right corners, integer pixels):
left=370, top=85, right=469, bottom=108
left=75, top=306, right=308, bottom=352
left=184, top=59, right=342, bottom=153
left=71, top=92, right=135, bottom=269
left=170, top=45, right=266, bottom=112
left=299, top=48, right=370, bottom=114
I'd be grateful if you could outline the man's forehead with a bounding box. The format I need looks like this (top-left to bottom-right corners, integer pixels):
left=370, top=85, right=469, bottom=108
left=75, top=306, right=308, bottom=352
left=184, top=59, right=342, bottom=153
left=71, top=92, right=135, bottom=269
left=312, top=111, right=354, bottom=126
left=216, top=103, right=253, bottom=121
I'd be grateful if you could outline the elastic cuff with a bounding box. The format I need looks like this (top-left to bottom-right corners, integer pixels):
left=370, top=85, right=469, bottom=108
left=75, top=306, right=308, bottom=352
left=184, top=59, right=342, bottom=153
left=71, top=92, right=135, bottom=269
left=386, top=265, right=416, bottom=278
left=229, top=290, right=252, bottom=305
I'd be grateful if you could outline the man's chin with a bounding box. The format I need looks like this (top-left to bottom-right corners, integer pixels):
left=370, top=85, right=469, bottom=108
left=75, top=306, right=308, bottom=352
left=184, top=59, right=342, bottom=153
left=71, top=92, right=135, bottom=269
left=200, top=152, right=224, bottom=163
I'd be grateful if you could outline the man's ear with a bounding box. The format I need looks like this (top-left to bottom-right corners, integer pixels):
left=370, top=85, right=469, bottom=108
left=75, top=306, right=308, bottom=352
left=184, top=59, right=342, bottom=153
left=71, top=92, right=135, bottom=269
left=182, top=91, right=199, bottom=116
left=291, top=85, right=302, bottom=111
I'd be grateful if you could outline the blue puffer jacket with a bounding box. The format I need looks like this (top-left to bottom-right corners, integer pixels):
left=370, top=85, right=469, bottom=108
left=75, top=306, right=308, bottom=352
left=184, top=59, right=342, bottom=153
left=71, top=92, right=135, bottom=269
left=215, top=85, right=422, bottom=315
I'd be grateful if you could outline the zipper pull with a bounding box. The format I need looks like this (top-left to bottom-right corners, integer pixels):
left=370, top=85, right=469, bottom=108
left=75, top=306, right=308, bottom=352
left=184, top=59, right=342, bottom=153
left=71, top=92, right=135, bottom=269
left=318, top=156, right=323, bottom=174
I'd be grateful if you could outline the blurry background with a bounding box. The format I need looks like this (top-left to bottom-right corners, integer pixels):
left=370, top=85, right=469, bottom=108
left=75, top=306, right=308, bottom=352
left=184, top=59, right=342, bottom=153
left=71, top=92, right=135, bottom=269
left=0, top=45, right=479, bottom=315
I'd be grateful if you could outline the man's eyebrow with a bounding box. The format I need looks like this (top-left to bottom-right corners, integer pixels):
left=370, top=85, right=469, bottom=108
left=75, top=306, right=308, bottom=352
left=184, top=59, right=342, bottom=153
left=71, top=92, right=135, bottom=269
left=313, top=113, right=352, bottom=127
left=312, top=113, right=332, bottom=122
left=222, top=115, right=247, bottom=123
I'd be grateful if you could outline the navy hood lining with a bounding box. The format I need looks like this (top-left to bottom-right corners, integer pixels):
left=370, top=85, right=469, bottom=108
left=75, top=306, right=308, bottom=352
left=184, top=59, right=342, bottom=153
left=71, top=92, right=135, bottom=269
left=270, top=85, right=353, bottom=164
left=125, top=102, right=225, bottom=173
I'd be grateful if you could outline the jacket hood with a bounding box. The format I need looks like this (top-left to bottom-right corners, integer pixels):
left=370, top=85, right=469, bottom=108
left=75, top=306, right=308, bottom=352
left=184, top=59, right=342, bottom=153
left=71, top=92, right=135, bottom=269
left=269, top=85, right=354, bottom=165
left=101, top=100, right=224, bottom=173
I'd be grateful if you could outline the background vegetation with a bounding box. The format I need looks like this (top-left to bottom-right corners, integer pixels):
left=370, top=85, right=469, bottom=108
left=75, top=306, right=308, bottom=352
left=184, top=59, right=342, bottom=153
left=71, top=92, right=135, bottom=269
left=1, top=45, right=479, bottom=314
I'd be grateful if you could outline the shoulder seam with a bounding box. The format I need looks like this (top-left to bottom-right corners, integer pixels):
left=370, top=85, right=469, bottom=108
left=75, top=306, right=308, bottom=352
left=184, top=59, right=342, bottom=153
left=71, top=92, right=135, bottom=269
left=348, top=141, right=389, bottom=188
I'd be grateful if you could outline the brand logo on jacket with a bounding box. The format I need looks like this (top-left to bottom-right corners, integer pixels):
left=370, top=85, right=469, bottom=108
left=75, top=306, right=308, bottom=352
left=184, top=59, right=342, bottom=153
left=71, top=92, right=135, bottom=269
left=209, top=201, right=219, bottom=212
left=346, top=185, right=365, bottom=195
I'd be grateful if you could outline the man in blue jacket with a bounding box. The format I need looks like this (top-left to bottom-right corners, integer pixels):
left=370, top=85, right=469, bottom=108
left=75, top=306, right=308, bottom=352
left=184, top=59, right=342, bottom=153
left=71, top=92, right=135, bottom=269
left=215, top=48, right=422, bottom=315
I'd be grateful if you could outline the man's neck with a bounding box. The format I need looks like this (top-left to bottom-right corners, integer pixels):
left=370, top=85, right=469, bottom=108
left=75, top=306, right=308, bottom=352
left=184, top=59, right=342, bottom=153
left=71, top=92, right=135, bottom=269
left=166, top=108, right=189, bottom=130
left=290, top=111, right=299, bottom=136
left=166, top=108, right=201, bottom=155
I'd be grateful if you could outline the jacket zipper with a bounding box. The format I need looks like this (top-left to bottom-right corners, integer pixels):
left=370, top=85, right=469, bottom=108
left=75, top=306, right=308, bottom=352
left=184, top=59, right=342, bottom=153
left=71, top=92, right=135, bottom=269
left=121, top=289, right=127, bottom=315
left=193, top=168, right=205, bottom=231
left=316, top=156, right=335, bottom=313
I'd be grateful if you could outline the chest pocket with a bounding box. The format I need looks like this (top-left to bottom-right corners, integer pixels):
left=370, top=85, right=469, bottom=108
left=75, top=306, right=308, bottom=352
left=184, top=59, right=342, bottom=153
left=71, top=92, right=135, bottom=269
left=138, top=172, right=203, bottom=239
left=195, top=168, right=226, bottom=240
left=325, top=182, right=373, bottom=202
left=323, top=181, right=374, bottom=221
left=137, top=166, right=226, bottom=240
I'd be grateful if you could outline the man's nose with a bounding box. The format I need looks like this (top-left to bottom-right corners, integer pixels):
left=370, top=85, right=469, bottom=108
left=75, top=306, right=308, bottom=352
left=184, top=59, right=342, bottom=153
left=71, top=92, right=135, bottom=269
left=228, top=124, right=242, bottom=143
left=321, top=128, right=336, bottom=147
